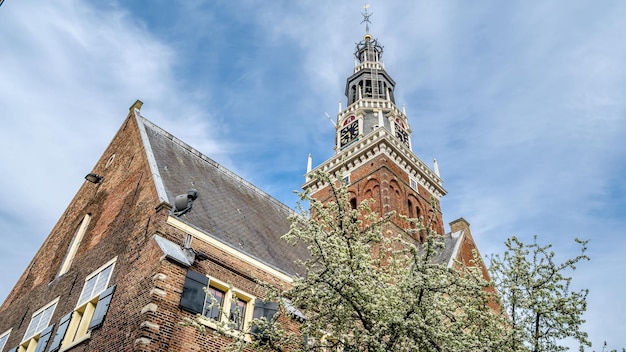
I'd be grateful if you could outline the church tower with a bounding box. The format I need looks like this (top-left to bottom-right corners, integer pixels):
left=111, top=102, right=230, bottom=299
left=304, top=8, right=447, bottom=238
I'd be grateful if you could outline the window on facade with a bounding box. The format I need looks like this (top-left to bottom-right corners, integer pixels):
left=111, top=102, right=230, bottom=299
left=47, top=258, right=117, bottom=352
left=104, top=154, right=115, bottom=169
left=203, top=286, right=226, bottom=320
left=77, top=261, right=113, bottom=306
left=204, top=280, right=251, bottom=331
left=18, top=298, right=58, bottom=352
left=58, top=214, right=91, bottom=277
left=349, top=198, right=357, bottom=210
left=180, top=269, right=261, bottom=335
left=0, top=330, right=10, bottom=351
left=23, top=300, right=57, bottom=341
left=229, top=299, right=248, bottom=330
left=409, top=178, right=417, bottom=191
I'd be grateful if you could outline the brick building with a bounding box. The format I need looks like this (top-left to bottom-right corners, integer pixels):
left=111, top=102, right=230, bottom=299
left=0, top=22, right=488, bottom=352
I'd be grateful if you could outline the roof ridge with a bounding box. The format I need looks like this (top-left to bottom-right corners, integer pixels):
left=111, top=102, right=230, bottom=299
left=137, top=116, right=294, bottom=215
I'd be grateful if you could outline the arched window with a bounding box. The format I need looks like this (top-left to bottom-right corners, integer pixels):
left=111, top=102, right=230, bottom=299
left=377, top=81, right=384, bottom=99
left=349, top=198, right=357, bottom=210
left=364, top=80, right=372, bottom=97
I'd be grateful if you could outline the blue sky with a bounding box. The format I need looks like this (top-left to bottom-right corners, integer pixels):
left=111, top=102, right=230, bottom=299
left=1, top=1, right=625, bottom=349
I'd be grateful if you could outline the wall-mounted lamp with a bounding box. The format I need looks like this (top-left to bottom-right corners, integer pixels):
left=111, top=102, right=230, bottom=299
left=172, top=189, right=198, bottom=216
left=85, top=173, right=104, bottom=184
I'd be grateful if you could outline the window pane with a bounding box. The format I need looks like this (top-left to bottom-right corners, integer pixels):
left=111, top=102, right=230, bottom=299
left=24, top=313, right=41, bottom=339
left=229, top=299, right=247, bottom=330
left=78, top=276, right=97, bottom=305
left=203, top=287, right=225, bottom=320
left=93, top=264, right=112, bottom=296
left=39, top=305, right=55, bottom=329
left=0, top=332, right=8, bottom=350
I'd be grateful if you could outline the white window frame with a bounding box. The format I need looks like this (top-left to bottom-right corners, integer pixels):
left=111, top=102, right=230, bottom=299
left=58, top=214, right=91, bottom=276
left=342, top=173, right=351, bottom=185
left=60, top=257, right=117, bottom=350
left=409, top=177, right=417, bottom=191
left=21, top=298, right=59, bottom=347
left=0, top=329, right=11, bottom=351
left=77, top=257, right=116, bottom=306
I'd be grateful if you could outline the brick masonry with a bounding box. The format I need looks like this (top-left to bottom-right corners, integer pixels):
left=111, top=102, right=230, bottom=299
left=0, top=109, right=297, bottom=351
left=0, top=104, right=488, bottom=352
left=311, top=152, right=445, bottom=238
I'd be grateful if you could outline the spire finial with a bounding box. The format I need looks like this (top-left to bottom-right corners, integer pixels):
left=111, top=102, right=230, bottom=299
left=361, top=4, right=372, bottom=35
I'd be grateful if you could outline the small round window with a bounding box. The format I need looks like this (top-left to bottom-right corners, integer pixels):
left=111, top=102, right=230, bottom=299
left=105, top=154, right=116, bottom=169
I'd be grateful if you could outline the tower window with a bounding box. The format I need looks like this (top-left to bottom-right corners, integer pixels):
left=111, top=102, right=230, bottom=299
left=349, top=198, right=357, bottom=210
left=364, top=80, right=372, bottom=97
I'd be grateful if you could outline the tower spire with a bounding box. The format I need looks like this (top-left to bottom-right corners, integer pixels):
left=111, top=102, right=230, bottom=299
left=305, top=6, right=448, bottom=242
left=361, top=4, right=372, bottom=34
left=346, top=4, right=393, bottom=107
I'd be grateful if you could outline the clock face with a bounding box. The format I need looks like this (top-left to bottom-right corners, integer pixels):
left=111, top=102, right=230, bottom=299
left=395, top=122, right=409, bottom=147
left=340, top=120, right=359, bottom=148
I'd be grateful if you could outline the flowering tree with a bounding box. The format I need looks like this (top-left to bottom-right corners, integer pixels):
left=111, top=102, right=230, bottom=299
left=240, top=172, right=507, bottom=351
left=190, top=172, right=599, bottom=352
left=186, top=173, right=544, bottom=352
left=489, top=236, right=591, bottom=352
left=190, top=171, right=511, bottom=351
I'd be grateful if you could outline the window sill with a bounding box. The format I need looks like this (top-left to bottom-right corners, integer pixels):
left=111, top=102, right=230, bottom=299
left=59, top=331, right=91, bottom=352
left=198, top=317, right=250, bottom=342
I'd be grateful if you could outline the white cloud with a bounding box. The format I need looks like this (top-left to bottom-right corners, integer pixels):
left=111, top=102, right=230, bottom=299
left=0, top=0, right=624, bottom=348
left=0, top=0, right=224, bottom=300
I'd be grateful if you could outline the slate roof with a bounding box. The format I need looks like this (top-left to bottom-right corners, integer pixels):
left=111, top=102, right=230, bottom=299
left=430, top=230, right=464, bottom=268
left=138, top=116, right=308, bottom=276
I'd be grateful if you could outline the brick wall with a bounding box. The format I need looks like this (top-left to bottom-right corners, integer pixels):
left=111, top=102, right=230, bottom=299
left=0, top=110, right=167, bottom=348
left=311, top=153, right=445, bottom=237
left=0, top=109, right=300, bottom=351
